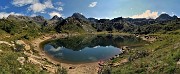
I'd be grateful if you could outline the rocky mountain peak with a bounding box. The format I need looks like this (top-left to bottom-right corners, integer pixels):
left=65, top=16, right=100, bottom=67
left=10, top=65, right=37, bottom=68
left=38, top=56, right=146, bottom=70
left=7, top=15, right=33, bottom=21
left=111, top=17, right=123, bottom=22
left=33, top=15, right=44, bottom=20
left=50, top=15, right=63, bottom=21
left=72, top=13, right=88, bottom=21
left=32, top=15, right=45, bottom=22
left=172, top=15, right=178, bottom=19
left=88, top=18, right=98, bottom=23
left=156, top=14, right=172, bottom=21
left=7, top=14, right=16, bottom=18
left=7, top=15, right=19, bottom=19
left=51, top=15, right=59, bottom=19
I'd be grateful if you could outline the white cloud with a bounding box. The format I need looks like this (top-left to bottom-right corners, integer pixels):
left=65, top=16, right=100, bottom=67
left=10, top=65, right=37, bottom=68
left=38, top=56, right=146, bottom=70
left=12, top=0, right=64, bottom=15
left=55, top=7, right=63, bottom=11
left=55, top=2, right=64, bottom=6
left=54, top=2, right=64, bottom=11
left=131, top=10, right=158, bottom=19
left=49, top=11, right=62, bottom=18
left=28, top=3, right=46, bottom=13
left=12, top=0, right=39, bottom=7
left=0, top=12, right=23, bottom=19
left=30, top=14, right=37, bottom=17
left=28, top=0, right=54, bottom=13
left=44, top=0, right=54, bottom=8
left=0, top=6, right=9, bottom=10
left=161, top=12, right=166, bottom=14
left=89, top=2, right=97, bottom=7
left=94, top=17, right=113, bottom=20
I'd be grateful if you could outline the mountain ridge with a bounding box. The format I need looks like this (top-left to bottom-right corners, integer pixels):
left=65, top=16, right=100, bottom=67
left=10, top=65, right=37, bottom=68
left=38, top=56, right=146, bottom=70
left=5, top=13, right=179, bottom=20
left=1, top=13, right=180, bottom=34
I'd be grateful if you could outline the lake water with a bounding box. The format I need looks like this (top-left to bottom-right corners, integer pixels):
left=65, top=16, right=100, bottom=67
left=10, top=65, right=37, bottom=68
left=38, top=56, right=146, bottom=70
left=42, top=35, right=147, bottom=64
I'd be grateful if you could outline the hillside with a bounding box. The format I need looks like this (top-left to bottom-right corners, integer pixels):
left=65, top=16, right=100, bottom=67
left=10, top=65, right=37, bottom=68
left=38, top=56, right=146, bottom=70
left=0, top=13, right=180, bottom=74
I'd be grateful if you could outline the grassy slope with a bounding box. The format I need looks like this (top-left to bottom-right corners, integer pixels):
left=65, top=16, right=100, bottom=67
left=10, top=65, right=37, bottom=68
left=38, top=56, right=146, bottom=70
left=0, top=44, right=48, bottom=74
left=111, top=33, right=180, bottom=74
left=0, top=19, right=49, bottom=73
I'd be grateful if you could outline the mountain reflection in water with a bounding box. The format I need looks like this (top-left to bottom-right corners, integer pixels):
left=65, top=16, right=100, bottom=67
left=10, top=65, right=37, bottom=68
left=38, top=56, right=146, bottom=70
left=42, top=35, right=148, bottom=63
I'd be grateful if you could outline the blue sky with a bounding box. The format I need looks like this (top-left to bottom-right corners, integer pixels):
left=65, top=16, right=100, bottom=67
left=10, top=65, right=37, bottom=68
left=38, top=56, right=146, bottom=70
left=0, top=0, right=179, bottom=19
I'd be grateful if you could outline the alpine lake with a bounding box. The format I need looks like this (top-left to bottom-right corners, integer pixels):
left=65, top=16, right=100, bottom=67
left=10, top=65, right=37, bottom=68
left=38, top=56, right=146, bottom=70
left=41, top=34, right=148, bottom=64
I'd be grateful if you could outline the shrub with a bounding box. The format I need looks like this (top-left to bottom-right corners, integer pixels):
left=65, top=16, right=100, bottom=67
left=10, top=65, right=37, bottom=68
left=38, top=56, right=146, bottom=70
left=56, top=67, right=67, bottom=74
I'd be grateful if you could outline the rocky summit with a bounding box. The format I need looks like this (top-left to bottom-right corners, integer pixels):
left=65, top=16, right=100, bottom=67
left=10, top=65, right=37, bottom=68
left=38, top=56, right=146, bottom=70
left=50, top=15, right=63, bottom=21
left=72, top=13, right=88, bottom=21
left=156, top=13, right=178, bottom=21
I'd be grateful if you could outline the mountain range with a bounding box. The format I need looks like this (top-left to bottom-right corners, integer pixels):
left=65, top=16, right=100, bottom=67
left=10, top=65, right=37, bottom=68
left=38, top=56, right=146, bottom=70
left=2, top=13, right=180, bottom=34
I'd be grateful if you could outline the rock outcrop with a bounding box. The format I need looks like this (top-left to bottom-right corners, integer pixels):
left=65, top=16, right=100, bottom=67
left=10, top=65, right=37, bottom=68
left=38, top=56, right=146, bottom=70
left=15, top=40, right=31, bottom=50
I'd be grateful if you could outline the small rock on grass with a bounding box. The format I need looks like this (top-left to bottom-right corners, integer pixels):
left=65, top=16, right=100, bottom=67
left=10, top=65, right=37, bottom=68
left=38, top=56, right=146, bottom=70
left=17, top=57, right=25, bottom=65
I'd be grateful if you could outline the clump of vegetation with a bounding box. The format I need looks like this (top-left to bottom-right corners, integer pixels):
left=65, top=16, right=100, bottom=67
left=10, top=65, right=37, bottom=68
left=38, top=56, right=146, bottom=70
left=56, top=66, right=68, bottom=74
left=99, top=66, right=111, bottom=74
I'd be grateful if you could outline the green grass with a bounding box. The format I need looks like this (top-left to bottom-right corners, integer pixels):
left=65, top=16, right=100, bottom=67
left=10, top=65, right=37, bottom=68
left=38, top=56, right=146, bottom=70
left=110, top=34, right=180, bottom=74
left=0, top=44, right=48, bottom=74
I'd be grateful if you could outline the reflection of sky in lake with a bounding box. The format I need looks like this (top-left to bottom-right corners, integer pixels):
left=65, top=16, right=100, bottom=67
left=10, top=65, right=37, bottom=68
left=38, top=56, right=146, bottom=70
left=42, top=35, right=148, bottom=63
left=44, top=44, right=122, bottom=63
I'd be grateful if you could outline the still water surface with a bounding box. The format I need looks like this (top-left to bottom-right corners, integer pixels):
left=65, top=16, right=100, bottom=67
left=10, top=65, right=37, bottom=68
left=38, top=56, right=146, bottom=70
left=42, top=35, right=147, bottom=63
